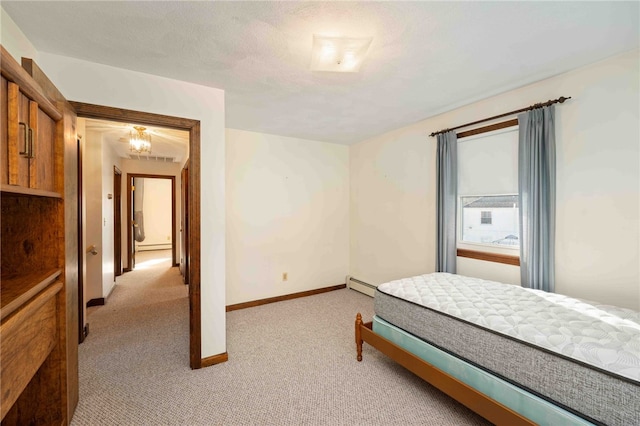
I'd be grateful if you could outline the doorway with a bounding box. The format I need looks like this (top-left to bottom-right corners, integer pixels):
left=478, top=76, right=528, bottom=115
left=70, top=101, right=203, bottom=369
left=127, top=174, right=177, bottom=271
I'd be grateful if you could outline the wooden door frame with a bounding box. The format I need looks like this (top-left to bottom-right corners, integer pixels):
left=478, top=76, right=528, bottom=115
left=113, top=166, right=123, bottom=277
left=127, top=173, right=176, bottom=270
left=77, top=137, right=85, bottom=344
left=180, top=160, right=190, bottom=284
left=69, top=101, right=203, bottom=369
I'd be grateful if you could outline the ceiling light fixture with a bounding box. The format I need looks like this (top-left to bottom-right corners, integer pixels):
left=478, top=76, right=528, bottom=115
left=310, top=35, right=372, bottom=72
left=129, top=126, right=151, bottom=154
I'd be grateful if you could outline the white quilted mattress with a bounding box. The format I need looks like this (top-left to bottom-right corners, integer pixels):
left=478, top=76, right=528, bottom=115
left=378, top=273, right=640, bottom=383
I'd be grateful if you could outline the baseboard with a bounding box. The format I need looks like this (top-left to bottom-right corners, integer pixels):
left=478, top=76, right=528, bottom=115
left=226, top=283, right=346, bottom=312
left=201, top=352, right=228, bottom=368
left=86, top=298, right=105, bottom=307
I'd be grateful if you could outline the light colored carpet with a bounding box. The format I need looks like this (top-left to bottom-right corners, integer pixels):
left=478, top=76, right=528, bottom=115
left=71, top=251, right=490, bottom=425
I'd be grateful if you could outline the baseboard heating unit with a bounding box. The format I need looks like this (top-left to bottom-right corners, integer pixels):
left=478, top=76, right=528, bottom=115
left=346, top=276, right=376, bottom=297
left=136, top=243, right=172, bottom=252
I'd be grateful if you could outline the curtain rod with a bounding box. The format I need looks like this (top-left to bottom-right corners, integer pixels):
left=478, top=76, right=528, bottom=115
left=429, top=96, right=571, bottom=137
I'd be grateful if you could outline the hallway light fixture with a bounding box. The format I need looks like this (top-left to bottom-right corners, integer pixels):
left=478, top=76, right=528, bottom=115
left=130, top=126, right=152, bottom=154
left=310, top=35, right=373, bottom=72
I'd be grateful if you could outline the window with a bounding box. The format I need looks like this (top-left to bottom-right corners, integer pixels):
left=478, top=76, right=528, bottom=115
left=460, top=195, right=519, bottom=247
left=458, top=127, right=519, bottom=250
left=480, top=211, right=492, bottom=225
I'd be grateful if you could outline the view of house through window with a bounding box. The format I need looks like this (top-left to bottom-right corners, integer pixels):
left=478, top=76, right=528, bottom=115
left=460, top=195, right=519, bottom=247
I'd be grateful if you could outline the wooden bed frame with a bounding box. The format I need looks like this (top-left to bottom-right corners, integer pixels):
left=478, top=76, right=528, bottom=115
left=355, top=313, right=536, bottom=426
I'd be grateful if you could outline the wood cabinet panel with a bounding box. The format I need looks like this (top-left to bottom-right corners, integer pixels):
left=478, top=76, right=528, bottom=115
left=8, top=86, right=30, bottom=188
left=0, top=281, right=61, bottom=420
left=0, top=195, right=61, bottom=274
left=5, top=82, right=25, bottom=187
left=1, top=46, right=74, bottom=424
left=1, top=75, right=58, bottom=193
left=1, top=269, right=62, bottom=320
left=0, top=76, right=7, bottom=185
left=32, top=104, right=55, bottom=191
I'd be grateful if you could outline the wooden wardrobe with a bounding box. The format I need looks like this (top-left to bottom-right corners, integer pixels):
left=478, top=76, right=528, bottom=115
left=1, top=45, right=79, bottom=424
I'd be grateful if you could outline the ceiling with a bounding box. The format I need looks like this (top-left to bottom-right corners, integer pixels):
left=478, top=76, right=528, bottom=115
left=83, top=118, right=189, bottom=163
left=4, top=2, right=639, bottom=145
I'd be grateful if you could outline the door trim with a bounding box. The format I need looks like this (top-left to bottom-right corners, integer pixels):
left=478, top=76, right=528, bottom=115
left=77, top=137, right=85, bottom=343
left=180, top=160, right=190, bottom=284
left=69, top=101, right=203, bottom=369
left=113, top=166, right=122, bottom=277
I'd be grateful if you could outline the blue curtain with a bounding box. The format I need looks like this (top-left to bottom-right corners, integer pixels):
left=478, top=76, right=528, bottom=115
left=436, top=131, right=457, bottom=273
left=518, top=106, right=555, bottom=292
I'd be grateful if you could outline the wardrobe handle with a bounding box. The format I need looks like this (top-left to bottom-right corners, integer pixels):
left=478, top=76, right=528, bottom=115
left=28, top=127, right=34, bottom=158
left=18, top=122, right=30, bottom=157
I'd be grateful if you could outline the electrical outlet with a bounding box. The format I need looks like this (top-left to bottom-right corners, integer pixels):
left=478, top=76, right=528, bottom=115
left=282, top=272, right=288, bottom=281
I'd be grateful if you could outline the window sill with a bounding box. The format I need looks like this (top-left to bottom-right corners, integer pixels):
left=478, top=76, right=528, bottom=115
left=457, top=248, right=520, bottom=266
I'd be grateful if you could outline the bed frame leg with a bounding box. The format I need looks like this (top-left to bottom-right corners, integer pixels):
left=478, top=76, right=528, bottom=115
left=355, top=313, right=363, bottom=362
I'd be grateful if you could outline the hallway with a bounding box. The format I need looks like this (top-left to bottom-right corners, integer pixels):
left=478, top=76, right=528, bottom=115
left=86, top=249, right=184, bottom=314
left=73, top=249, right=190, bottom=424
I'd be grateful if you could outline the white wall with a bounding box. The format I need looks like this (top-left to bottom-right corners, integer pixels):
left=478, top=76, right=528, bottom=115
left=101, top=141, right=122, bottom=298
left=350, top=49, right=640, bottom=310
left=0, top=8, right=39, bottom=63
left=84, top=130, right=103, bottom=302
left=77, top=120, right=88, bottom=329
left=226, top=129, right=349, bottom=305
left=82, top=127, right=123, bottom=301
left=136, top=178, right=172, bottom=250
left=36, top=53, right=226, bottom=358
left=457, top=257, right=521, bottom=286
left=350, top=125, right=434, bottom=286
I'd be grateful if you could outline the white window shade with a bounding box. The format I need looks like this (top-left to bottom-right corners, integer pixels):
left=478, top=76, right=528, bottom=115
left=458, top=128, right=518, bottom=196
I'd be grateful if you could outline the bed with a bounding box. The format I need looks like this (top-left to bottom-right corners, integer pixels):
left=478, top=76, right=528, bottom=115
left=355, top=273, right=640, bottom=426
